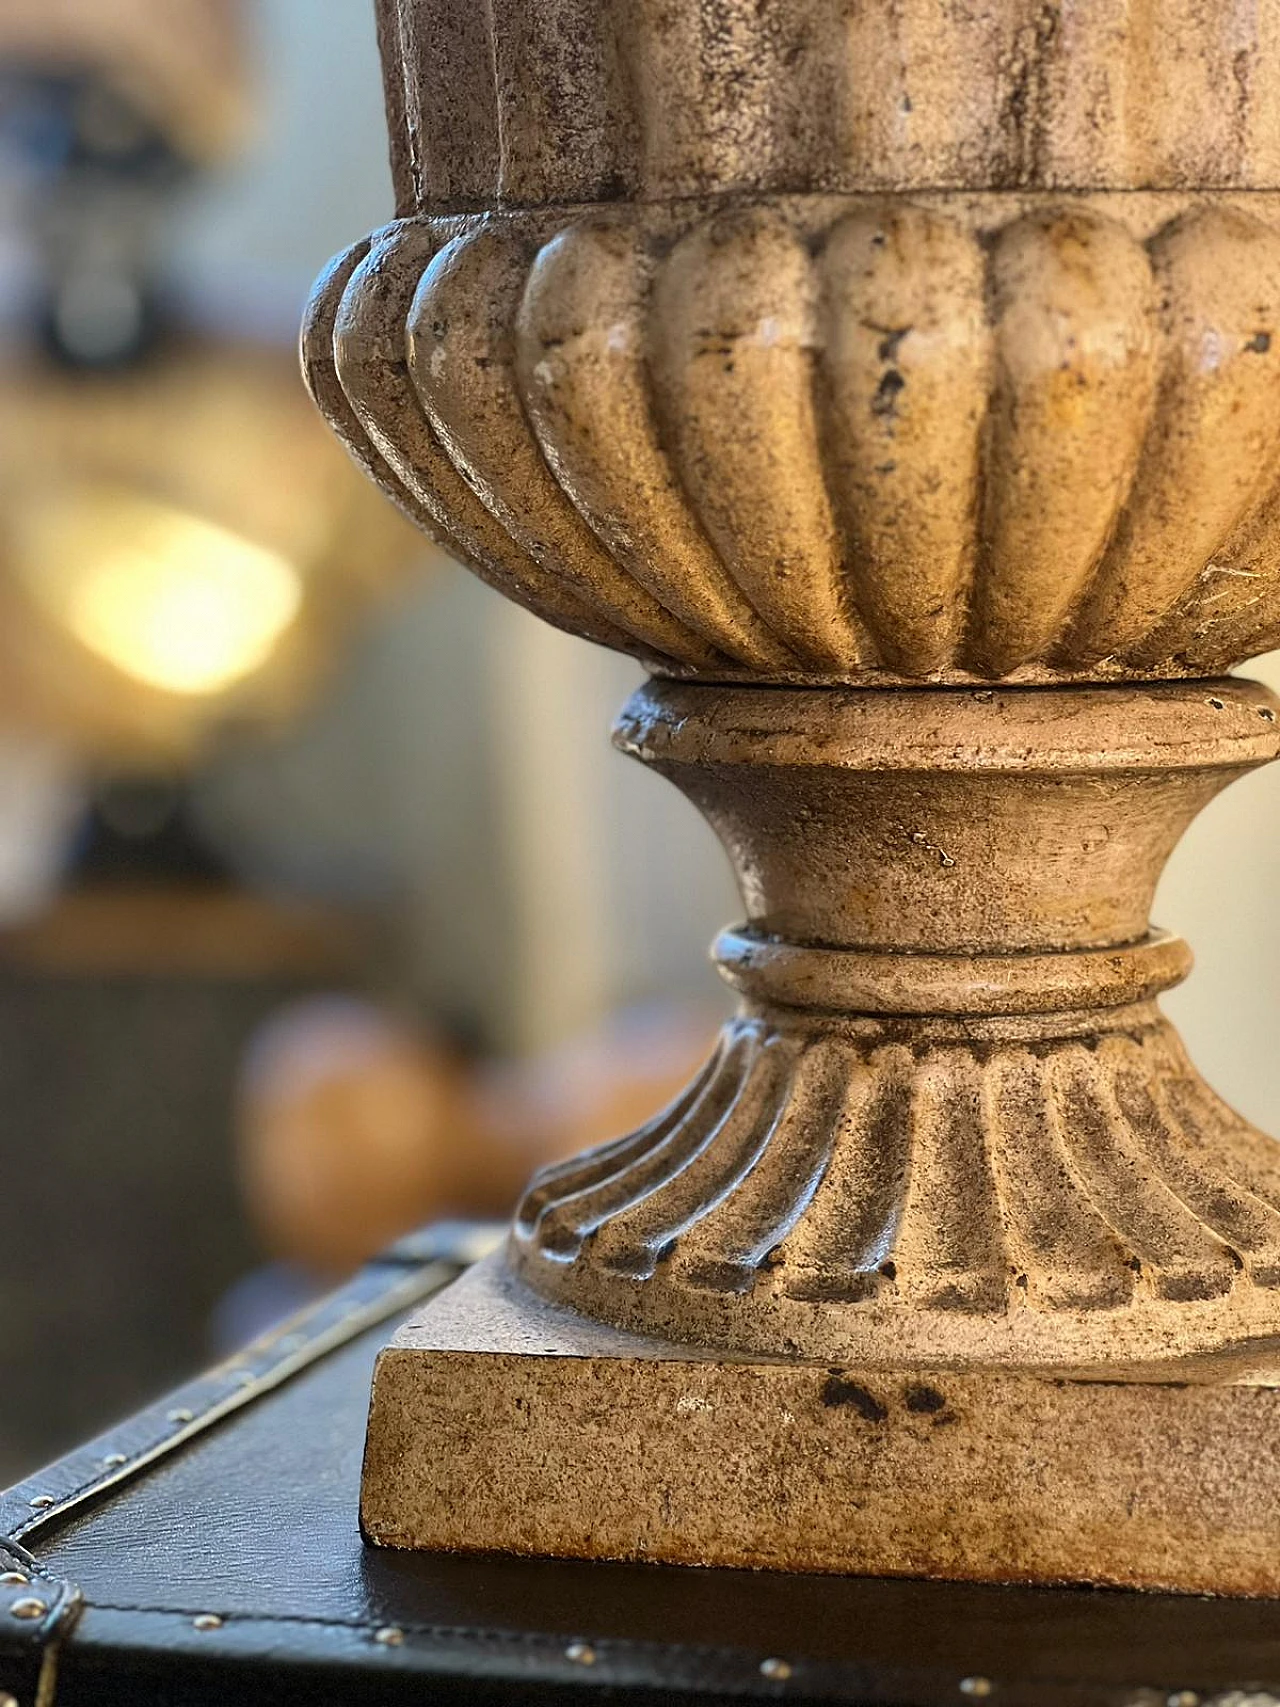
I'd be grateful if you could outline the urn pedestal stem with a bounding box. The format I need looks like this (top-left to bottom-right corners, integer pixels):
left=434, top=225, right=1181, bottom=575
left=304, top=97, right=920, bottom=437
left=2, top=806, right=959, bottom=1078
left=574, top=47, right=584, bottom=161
left=511, top=678, right=1280, bottom=1369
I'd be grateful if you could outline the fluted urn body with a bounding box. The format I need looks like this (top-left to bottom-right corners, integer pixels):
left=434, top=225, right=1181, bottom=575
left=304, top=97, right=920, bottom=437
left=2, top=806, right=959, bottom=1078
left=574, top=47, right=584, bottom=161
left=308, top=0, right=1280, bottom=1370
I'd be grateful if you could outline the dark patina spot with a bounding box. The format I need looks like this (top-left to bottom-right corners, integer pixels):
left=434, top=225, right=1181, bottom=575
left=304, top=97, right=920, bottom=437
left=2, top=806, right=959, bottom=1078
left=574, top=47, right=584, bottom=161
left=904, top=1384, right=948, bottom=1415
left=822, top=1375, right=887, bottom=1422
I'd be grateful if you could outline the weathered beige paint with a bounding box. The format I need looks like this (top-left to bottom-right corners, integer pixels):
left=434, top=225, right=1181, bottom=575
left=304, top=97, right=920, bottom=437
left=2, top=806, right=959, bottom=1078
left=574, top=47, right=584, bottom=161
left=374, top=0, right=1280, bottom=208
left=508, top=680, right=1280, bottom=1367
left=311, top=192, right=1280, bottom=684
left=364, top=1253, right=1280, bottom=1596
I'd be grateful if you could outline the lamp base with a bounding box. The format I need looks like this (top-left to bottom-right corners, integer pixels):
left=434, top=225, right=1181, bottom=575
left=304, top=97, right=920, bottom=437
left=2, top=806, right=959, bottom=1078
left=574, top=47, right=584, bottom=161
left=361, top=1250, right=1280, bottom=1596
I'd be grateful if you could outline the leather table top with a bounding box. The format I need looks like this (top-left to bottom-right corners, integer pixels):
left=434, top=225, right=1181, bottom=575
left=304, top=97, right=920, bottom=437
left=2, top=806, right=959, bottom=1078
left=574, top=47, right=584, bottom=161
left=4, top=1229, right=1280, bottom=1706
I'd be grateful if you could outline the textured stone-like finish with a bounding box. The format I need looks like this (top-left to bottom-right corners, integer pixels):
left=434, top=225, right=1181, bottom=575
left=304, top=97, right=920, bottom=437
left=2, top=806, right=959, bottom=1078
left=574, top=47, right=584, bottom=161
left=318, top=0, right=1280, bottom=1582
left=307, top=194, right=1280, bottom=685
left=510, top=679, right=1280, bottom=1366
left=514, top=1007, right=1280, bottom=1366
left=376, top=0, right=1280, bottom=208
left=364, top=1254, right=1280, bottom=1596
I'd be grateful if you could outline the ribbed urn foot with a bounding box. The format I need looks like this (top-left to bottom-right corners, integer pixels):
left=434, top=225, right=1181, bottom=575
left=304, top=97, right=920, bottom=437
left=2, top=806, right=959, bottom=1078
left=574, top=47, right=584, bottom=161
left=513, top=1004, right=1280, bottom=1367
left=511, top=676, right=1280, bottom=1368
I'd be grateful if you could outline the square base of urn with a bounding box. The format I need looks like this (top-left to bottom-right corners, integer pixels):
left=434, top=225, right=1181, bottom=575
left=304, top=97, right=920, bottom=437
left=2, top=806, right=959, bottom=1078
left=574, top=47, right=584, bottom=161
left=360, top=1251, right=1280, bottom=1597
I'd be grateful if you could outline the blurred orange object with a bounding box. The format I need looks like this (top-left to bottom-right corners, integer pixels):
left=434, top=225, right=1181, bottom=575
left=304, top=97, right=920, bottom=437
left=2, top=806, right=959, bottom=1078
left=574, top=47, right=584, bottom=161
left=237, top=998, right=722, bottom=1275
left=237, top=999, right=478, bottom=1276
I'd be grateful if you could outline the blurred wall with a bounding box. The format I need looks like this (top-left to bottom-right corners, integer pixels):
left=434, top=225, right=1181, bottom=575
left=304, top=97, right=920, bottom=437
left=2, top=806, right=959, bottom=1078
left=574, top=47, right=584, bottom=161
left=169, top=3, right=1280, bottom=1131
left=176, top=0, right=734, bottom=1055
left=170, top=0, right=397, bottom=342
left=1161, top=648, right=1280, bottom=1137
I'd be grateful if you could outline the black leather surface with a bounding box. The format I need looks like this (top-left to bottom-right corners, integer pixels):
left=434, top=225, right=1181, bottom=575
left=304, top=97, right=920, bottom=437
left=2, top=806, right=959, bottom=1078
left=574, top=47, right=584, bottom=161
left=0, top=1238, right=465, bottom=1550
left=7, top=1253, right=1280, bottom=1705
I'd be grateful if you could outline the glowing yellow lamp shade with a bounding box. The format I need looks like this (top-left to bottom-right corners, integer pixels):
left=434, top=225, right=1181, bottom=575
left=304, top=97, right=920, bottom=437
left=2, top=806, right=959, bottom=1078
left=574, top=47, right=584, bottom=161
left=0, top=343, right=428, bottom=763
left=17, top=485, right=304, bottom=697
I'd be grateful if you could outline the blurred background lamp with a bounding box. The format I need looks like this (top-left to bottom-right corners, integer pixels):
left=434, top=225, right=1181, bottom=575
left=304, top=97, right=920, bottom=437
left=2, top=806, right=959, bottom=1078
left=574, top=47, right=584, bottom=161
left=17, top=484, right=304, bottom=696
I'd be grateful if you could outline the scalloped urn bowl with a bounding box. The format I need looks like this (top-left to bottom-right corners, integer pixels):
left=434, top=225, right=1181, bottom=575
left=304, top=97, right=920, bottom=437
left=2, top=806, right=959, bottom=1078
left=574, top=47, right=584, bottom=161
left=306, top=193, right=1280, bottom=688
